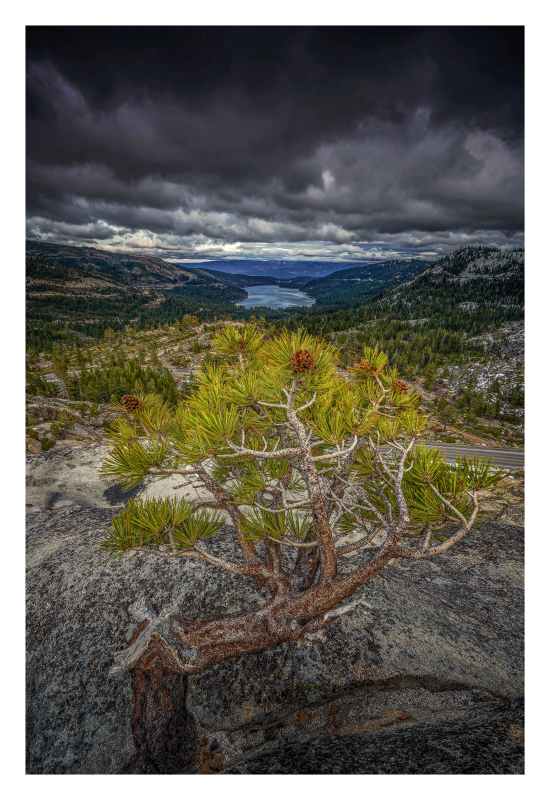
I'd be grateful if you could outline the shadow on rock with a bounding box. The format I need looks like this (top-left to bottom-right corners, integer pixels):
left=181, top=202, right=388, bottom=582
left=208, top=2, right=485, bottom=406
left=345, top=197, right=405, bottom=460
left=103, top=481, right=146, bottom=506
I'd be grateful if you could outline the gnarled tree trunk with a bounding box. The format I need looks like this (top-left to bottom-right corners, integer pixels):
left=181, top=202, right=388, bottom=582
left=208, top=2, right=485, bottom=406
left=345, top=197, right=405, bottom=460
left=113, top=531, right=400, bottom=772
left=118, top=636, right=197, bottom=774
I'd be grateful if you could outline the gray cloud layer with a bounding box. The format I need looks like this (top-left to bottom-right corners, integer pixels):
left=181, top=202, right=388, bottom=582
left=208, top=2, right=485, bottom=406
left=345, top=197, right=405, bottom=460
left=26, top=27, right=524, bottom=260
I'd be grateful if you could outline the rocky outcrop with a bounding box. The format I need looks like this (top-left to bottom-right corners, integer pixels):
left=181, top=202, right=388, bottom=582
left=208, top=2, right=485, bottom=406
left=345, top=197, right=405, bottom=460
left=25, top=443, right=212, bottom=512
left=477, top=473, right=524, bottom=527
left=26, top=504, right=523, bottom=774
left=26, top=436, right=42, bottom=454
left=221, top=699, right=524, bottom=774
left=25, top=395, right=122, bottom=453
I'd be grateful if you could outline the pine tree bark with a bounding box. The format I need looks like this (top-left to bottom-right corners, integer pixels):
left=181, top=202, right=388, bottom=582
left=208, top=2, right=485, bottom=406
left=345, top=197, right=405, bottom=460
left=118, top=636, right=197, bottom=774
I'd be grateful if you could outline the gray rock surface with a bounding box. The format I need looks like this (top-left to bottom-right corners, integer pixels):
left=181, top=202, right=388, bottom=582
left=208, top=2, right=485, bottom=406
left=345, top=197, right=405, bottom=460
left=25, top=445, right=214, bottom=511
left=25, top=444, right=145, bottom=510
left=26, top=504, right=523, bottom=774
left=221, top=699, right=524, bottom=774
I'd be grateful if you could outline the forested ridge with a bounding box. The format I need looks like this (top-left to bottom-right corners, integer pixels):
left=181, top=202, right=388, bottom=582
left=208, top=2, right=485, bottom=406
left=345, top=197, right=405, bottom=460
left=302, top=258, right=430, bottom=309
left=26, top=239, right=191, bottom=286
left=26, top=255, right=248, bottom=352
left=26, top=246, right=524, bottom=383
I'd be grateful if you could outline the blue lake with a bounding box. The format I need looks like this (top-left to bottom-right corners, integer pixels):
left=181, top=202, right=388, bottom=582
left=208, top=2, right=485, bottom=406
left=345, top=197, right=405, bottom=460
left=236, top=285, right=315, bottom=309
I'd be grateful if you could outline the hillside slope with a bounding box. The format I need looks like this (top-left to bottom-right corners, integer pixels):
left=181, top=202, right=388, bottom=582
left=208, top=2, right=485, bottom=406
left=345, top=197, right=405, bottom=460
left=25, top=243, right=249, bottom=320
left=26, top=255, right=134, bottom=297
left=384, top=246, right=524, bottom=312
left=26, top=240, right=201, bottom=288
left=193, top=268, right=279, bottom=288
left=303, top=259, right=431, bottom=309
left=421, top=246, right=524, bottom=283
left=25, top=254, right=247, bottom=352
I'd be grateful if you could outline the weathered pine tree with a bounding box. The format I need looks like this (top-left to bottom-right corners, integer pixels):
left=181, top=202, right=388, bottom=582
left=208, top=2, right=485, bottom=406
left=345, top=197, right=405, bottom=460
left=99, top=325, right=502, bottom=771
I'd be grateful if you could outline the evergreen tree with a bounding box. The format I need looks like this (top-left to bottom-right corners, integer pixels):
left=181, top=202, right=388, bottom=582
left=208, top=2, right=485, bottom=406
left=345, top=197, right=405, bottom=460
left=423, top=363, right=436, bottom=391
left=98, top=325, right=503, bottom=765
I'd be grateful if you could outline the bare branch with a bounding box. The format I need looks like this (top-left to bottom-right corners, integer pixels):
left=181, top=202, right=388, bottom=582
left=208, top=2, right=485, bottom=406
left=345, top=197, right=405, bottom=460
left=167, top=528, right=177, bottom=555
left=256, top=400, right=287, bottom=409
left=393, top=437, right=416, bottom=528
left=336, top=526, right=386, bottom=556
left=194, top=464, right=262, bottom=566
left=264, top=533, right=318, bottom=549
left=426, top=481, right=468, bottom=528
left=396, top=492, right=479, bottom=560
left=285, top=378, right=338, bottom=582
left=295, top=393, right=317, bottom=412
left=148, top=467, right=201, bottom=476
left=249, top=498, right=311, bottom=514
left=312, top=435, right=358, bottom=462
left=422, top=524, right=433, bottom=549
left=217, top=444, right=303, bottom=460
left=367, top=478, right=393, bottom=525
left=329, top=473, right=388, bottom=527
left=190, top=543, right=287, bottom=585
left=323, top=599, right=373, bottom=623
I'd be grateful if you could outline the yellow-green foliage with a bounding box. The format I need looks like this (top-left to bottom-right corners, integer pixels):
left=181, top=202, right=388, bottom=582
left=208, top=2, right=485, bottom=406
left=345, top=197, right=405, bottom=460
left=100, top=326, right=503, bottom=556
left=100, top=497, right=224, bottom=561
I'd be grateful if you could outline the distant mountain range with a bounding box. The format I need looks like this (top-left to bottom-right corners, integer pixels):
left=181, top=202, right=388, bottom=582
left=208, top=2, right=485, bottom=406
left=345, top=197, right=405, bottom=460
left=26, top=241, right=524, bottom=356
left=190, top=268, right=280, bottom=288
left=26, top=241, right=438, bottom=311
left=182, top=260, right=435, bottom=309
left=173, top=259, right=374, bottom=279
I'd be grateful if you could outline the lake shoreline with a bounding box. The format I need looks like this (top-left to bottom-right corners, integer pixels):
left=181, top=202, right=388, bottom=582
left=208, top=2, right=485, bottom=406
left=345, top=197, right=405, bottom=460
left=234, top=284, right=316, bottom=309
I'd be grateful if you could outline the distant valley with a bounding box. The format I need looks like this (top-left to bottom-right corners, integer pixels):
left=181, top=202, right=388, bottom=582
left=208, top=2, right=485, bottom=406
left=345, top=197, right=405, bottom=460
left=26, top=241, right=524, bottom=351
left=26, top=241, right=441, bottom=331
left=26, top=242, right=525, bottom=452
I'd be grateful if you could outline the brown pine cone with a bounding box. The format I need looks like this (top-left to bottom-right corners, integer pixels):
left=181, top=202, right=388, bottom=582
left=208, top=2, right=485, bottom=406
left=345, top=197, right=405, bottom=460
left=357, top=358, right=375, bottom=372
left=392, top=380, right=408, bottom=395
left=121, top=394, right=142, bottom=413
left=291, top=349, right=314, bottom=372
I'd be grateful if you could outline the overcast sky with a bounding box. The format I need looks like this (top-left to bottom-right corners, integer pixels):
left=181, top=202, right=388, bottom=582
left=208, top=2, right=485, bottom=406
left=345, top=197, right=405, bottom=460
left=26, top=26, right=524, bottom=262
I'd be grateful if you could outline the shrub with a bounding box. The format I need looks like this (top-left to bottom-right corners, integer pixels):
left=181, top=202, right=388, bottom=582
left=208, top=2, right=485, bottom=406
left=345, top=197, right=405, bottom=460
left=100, top=325, right=503, bottom=766
left=50, top=411, right=76, bottom=439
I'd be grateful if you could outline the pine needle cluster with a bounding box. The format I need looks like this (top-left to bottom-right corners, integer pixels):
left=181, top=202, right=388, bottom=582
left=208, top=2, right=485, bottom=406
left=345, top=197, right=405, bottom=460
left=99, top=325, right=503, bottom=570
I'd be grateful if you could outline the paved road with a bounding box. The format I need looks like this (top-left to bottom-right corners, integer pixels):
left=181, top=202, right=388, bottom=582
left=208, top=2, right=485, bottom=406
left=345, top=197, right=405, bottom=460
left=416, top=443, right=524, bottom=469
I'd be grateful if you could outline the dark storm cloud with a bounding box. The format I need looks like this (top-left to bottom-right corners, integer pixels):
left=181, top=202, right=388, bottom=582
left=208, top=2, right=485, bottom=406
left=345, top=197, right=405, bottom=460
left=26, top=27, right=524, bottom=259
